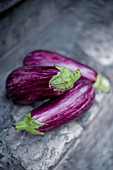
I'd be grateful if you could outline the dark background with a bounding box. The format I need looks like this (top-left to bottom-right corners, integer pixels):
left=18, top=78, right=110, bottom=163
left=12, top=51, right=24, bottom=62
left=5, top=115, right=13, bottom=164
left=0, top=0, right=113, bottom=170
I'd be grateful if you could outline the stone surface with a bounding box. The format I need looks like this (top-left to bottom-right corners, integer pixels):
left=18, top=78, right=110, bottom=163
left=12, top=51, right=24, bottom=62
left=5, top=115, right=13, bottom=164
left=0, top=0, right=21, bottom=14
left=54, top=92, right=113, bottom=170
left=0, top=0, right=113, bottom=170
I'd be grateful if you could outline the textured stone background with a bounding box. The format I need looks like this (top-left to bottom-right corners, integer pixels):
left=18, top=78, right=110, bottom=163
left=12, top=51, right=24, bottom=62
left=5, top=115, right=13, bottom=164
left=0, top=0, right=113, bottom=170
left=0, top=0, right=22, bottom=14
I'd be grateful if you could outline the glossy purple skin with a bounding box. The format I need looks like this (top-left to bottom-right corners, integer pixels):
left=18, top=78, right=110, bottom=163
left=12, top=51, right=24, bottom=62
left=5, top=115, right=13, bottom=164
left=24, top=50, right=97, bottom=83
left=31, top=79, right=95, bottom=132
left=6, top=65, right=65, bottom=104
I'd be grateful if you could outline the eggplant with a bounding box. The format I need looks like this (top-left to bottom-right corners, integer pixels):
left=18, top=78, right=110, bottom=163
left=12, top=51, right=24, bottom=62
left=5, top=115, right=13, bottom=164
left=6, top=65, right=81, bottom=104
left=24, top=50, right=109, bottom=93
left=14, top=79, right=95, bottom=134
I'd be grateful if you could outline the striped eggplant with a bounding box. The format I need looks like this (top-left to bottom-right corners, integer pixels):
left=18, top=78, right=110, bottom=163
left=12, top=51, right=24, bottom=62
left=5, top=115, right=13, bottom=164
left=24, top=50, right=109, bottom=93
left=6, top=65, right=81, bottom=104
left=13, top=79, right=95, bottom=134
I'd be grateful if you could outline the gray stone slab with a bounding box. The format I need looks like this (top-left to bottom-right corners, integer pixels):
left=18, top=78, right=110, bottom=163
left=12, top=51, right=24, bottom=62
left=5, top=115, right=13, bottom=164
left=0, top=0, right=21, bottom=14
left=54, top=92, right=113, bottom=170
left=0, top=0, right=113, bottom=170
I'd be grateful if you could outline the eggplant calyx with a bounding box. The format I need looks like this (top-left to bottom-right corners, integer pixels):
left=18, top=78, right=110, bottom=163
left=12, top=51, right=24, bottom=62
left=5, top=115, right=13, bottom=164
left=13, top=113, right=44, bottom=135
left=93, top=73, right=110, bottom=93
left=49, top=65, right=81, bottom=91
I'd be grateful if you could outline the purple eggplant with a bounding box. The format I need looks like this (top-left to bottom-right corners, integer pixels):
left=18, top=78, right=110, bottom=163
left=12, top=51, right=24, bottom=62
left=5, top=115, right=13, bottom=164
left=13, top=79, right=95, bottom=134
left=24, top=50, right=109, bottom=93
left=6, top=65, right=81, bottom=104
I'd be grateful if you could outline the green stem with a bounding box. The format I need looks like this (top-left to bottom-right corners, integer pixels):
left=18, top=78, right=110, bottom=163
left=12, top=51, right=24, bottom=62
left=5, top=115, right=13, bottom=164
left=93, top=73, right=110, bottom=93
left=99, top=84, right=110, bottom=93
left=13, top=113, right=44, bottom=135
left=14, top=121, right=28, bottom=130
left=49, top=65, right=81, bottom=91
